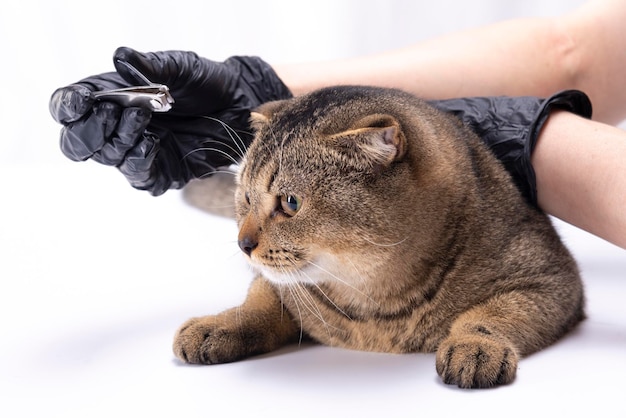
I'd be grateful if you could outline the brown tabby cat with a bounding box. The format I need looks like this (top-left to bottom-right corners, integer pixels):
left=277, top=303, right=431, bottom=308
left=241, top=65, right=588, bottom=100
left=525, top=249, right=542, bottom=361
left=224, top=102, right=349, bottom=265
left=174, top=85, right=585, bottom=388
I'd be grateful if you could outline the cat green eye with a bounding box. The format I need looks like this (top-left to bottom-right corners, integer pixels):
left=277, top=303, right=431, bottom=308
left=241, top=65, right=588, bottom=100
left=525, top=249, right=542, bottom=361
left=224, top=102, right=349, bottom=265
left=280, top=195, right=303, bottom=216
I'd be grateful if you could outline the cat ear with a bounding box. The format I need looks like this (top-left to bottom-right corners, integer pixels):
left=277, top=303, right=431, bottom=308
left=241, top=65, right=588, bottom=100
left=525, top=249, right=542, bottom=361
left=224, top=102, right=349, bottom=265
left=331, top=114, right=407, bottom=171
left=250, top=100, right=287, bottom=131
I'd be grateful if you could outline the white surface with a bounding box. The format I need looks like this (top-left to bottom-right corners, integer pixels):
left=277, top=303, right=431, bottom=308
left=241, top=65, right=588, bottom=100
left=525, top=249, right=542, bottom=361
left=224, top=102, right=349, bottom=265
left=2, top=1, right=624, bottom=417
left=1, top=163, right=624, bottom=418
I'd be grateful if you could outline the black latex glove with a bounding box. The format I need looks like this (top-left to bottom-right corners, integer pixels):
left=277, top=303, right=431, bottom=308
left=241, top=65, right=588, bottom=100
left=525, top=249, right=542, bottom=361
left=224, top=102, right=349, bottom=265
left=430, top=90, right=592, bottom=206
left=49, top=47, right=292, bottom=196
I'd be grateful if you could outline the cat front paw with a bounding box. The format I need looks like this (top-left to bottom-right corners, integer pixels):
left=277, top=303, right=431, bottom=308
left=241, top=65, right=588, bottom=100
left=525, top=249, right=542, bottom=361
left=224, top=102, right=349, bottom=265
left=435, top=333, right=518, bottom=389
left=173, top=316, right=252, bottom=365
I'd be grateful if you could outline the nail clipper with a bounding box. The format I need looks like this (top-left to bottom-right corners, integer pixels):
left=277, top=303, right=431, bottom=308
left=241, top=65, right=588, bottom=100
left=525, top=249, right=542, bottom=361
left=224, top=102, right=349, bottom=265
left=92, top=60, right=174, bottom=112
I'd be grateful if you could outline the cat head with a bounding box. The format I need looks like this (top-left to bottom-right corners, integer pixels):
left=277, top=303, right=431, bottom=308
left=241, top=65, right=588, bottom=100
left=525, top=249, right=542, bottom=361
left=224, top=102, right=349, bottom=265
left=235, top=86, right=463, bottom=289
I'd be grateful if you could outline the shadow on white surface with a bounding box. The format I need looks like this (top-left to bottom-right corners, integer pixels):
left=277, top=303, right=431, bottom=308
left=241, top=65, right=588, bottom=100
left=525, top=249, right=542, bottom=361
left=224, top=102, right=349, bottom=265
left=1, top=162, right=624, bottom=418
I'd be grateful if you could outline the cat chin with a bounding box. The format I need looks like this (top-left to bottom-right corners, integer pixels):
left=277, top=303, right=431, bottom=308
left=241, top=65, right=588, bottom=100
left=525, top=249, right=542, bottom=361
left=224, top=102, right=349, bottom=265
left=249, top=252, right=356, bottom=287
left=257, top=265, right=323, bottom=286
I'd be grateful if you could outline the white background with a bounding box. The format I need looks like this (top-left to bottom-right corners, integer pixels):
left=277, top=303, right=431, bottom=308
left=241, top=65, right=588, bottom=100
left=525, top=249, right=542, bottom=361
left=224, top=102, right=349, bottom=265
left=1, top=1, right=625, bottom=417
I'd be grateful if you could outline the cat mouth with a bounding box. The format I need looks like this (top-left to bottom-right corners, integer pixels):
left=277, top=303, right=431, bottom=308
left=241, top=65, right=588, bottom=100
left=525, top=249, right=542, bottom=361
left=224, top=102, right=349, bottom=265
left=251, top=261, right=318, bottom=285
left=240, top=250, right=310, bottom=284
left=242, top=247, right=309, bottom=283
left=249, top=252, right=342, bottom=286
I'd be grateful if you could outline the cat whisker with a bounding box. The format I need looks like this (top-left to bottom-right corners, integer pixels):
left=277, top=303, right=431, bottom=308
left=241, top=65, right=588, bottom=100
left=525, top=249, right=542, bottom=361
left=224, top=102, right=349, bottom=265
left=199, top=137, right=246, bottom=163
left=280, top=265, right=342, bottom=339
left=182, top=146, right=241, bottom=167
left=280, top=273, right=307, bottom=344
left=235, top=305, right=244, bottom=334
left=283, top=286, right=304, bottom=344
left=290, top=281, right=341, bottom=343
left=264, top=124, right=285, bottom=176
left=295, top=268, right=352, bottom=321
left=345, top=258, right=381, bottom=309
left=199, top=116, right=249, bottom=160
left=305, top=259, right=378, bottom=307
left=200, top=202, right=237, bottom=211
left=276, top=280, right=286, bottom=323
left=362, top=236, right=409, bottom=247
left=297, top=279, right=343, bottom=331
left=211, top=142, right=243, bottom=164
left=289, top=276, right=328, bottom=325
left=197, top=168, right=239, bottom=179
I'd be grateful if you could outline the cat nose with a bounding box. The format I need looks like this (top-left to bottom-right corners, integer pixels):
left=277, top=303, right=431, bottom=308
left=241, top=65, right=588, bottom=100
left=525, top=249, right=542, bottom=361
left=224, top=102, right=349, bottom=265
left=238, top=235, right=258, bottom=257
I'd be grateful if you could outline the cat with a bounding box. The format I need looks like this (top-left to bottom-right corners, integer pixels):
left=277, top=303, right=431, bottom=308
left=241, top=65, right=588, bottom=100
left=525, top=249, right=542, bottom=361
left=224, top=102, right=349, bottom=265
left=174, top=85, right=585, bottom=388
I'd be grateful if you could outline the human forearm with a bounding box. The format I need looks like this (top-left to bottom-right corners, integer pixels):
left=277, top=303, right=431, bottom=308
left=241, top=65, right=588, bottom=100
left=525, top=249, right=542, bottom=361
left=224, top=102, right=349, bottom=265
left=276, top=17, right=573, bottom=98
left=274, top=0, right=626, bottom=125
left=533, top=110, right=626, bottom=249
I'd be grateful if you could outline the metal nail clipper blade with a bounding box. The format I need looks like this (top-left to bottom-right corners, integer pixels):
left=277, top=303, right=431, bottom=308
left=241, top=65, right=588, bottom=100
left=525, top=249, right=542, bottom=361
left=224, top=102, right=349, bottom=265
left=92, top=60, right=175, bottom=112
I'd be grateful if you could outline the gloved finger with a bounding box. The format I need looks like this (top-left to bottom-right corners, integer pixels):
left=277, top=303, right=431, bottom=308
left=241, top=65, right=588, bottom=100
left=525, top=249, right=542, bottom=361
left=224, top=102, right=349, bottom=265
left=59, top=101, right=122, bottom=161
left=113, top=47, right=229, bottom=113
left=50, top=72, right=132, bottom=125
left=49, top=84, right=95, bottom=124
left=92, top=107, right=152, bottom=166
left=119, top=133, right=174, bottom=196
left=113, top=46, right=188, bottom=87
left=118, top=132, right=159, bottom=187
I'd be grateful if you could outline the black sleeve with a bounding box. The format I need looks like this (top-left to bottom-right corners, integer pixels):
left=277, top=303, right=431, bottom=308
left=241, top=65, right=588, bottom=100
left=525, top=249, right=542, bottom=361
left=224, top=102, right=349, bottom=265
left=429, top=90, right=593, bottom=206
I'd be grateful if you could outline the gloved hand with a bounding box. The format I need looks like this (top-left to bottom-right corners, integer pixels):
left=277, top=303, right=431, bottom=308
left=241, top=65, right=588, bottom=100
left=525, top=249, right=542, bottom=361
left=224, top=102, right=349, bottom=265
left=49, top=47, right=292, bottom=196
left=429, top=90, right=592, bottom=206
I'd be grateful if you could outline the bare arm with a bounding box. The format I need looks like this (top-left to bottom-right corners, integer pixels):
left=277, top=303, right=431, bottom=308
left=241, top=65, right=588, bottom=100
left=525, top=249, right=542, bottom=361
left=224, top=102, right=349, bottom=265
left=533, top=111, right=626, bottom=249
left=275, top=0, right=626, bottom=125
